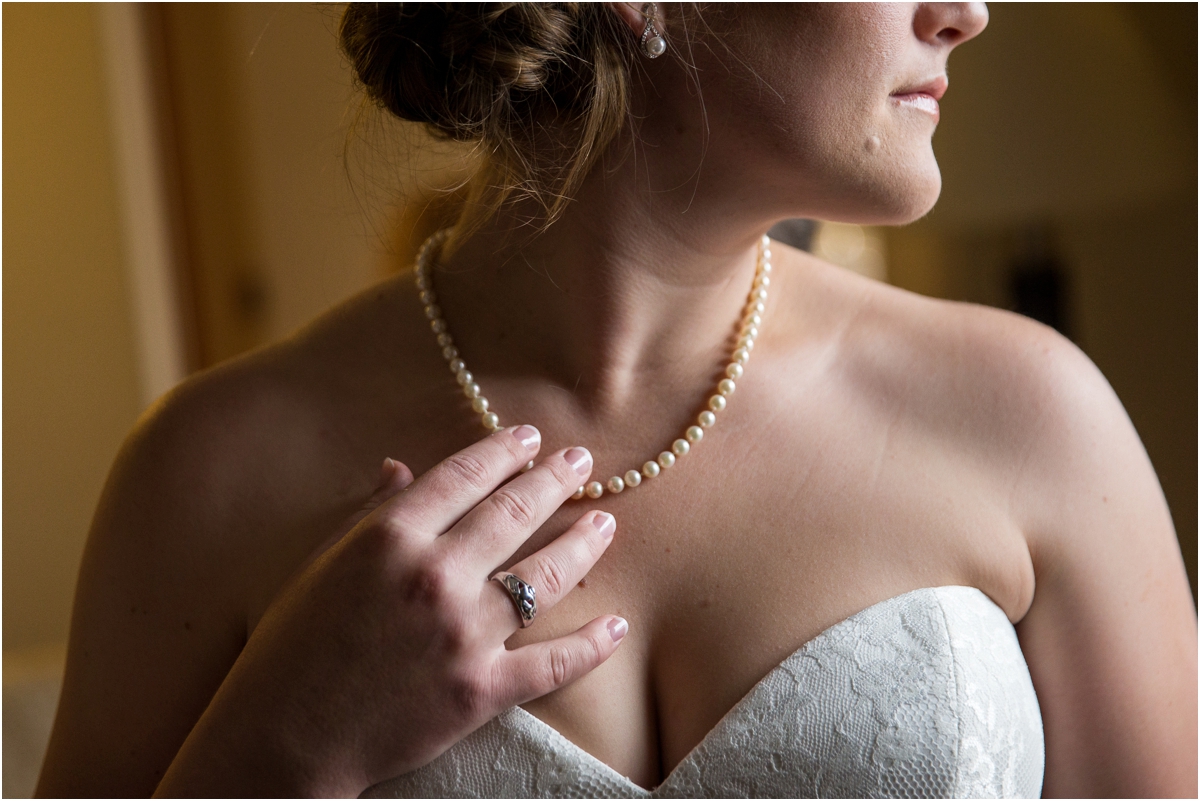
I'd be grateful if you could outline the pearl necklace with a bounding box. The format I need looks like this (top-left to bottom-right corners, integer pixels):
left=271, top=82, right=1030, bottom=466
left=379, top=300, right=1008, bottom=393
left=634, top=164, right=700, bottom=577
left=414, top=229, right=772, bottom=500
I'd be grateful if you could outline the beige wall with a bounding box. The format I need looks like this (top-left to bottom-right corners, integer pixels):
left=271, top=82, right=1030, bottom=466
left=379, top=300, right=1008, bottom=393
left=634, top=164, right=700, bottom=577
left=161, top=3, right=388, bottom=364
left=3, top=4, right=144, bottom=653
left=160, top=4, right=463, bottom=367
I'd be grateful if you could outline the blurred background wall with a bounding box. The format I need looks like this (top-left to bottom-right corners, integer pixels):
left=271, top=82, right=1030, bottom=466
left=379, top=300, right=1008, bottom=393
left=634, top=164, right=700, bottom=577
left=4, top=7, right=148, bottom=795
left=3, top=3, right=1195, bottom=796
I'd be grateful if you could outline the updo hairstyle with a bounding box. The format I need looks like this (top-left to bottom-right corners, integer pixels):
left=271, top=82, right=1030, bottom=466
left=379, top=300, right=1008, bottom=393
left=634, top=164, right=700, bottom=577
left=340, top=3, right=641, bottom=231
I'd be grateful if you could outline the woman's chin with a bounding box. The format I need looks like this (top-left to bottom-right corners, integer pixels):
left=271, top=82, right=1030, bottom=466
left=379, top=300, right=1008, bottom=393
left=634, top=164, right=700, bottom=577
left=890, top=184, right=942, bottom=225
left=818, top=173, right=942, bottom=227
left=860, top=169, right=942, bottom=226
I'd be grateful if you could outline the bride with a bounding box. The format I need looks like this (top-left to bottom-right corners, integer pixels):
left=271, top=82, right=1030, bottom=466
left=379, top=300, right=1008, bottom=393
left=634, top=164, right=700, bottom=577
left=37, top=3, right=1196, bottom=797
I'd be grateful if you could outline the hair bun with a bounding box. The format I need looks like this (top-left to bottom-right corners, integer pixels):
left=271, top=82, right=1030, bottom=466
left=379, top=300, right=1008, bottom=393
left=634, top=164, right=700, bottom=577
left=341, top=3, right=585, bottom=140
left=340, top=2, right=634, bottom=228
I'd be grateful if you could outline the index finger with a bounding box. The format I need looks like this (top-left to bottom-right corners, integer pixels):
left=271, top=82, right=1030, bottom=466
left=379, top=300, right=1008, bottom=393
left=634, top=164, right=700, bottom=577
left=377, top=425, right=545, bottom=538
left=440, top=446, right=596, bottom=577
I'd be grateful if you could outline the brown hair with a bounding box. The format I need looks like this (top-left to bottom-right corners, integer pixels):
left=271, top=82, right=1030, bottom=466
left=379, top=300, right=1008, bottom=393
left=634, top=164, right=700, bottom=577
left=339, top=3, right=638, bottom=233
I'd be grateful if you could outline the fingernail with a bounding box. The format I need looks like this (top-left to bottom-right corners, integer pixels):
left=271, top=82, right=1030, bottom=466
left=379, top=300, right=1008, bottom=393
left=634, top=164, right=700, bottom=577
left=564, top=447, right=592, bottom=476
left=512, top=425, right=541, bottom=452
left=592, top=512, right=616, bottom=541
left=608, top=617, right=628, bottom=642
left=378, top=458, right=397, bottom=487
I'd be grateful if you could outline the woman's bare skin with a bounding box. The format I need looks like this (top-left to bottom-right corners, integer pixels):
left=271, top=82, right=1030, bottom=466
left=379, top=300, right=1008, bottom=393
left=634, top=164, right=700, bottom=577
left=38, top=3, right=1195, bottom=797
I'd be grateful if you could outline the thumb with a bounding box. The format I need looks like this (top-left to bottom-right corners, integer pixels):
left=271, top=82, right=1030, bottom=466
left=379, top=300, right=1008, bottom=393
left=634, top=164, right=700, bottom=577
left=338, top=457, right=416, bottom=540
left=362, top=457, right=416, bottom=513
left=300, top=458, right=415, bottom=572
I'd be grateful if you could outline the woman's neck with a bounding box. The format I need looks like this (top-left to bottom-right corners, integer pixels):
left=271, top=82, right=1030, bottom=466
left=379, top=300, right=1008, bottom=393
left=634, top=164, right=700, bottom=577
left=432, top=168, right=769, bottom=420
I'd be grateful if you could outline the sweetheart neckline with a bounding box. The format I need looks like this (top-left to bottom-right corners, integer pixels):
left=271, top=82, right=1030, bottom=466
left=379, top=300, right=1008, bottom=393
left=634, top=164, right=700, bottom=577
left=509, top=584, right=1000, bottom=795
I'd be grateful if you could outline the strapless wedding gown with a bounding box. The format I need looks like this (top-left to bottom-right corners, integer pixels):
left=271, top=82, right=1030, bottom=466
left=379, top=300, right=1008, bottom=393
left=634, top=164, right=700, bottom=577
left=364, top=586, right=1044, bottom=798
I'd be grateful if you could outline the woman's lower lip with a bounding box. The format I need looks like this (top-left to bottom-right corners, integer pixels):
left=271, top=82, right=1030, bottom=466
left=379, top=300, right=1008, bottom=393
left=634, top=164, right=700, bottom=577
left=891, top=93, right=940, bottom=121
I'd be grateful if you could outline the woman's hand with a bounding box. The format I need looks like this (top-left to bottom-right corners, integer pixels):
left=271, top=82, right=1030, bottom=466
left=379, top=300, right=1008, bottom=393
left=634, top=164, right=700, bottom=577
left=155, top=425, right=624, bottom=798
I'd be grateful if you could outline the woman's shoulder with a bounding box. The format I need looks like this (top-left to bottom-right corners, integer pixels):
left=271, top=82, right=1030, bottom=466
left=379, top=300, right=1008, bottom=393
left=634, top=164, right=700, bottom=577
left=105, top=273, right=437, bottom=557
left=775, top=242, right=1155, bottom=553
left=777, top=241, right=1115, bottom=443
left=49, top=274, right=450, bottom=797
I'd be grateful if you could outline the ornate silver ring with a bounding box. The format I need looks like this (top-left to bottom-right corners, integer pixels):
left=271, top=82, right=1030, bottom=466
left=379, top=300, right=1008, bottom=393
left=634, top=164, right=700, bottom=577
left=490, top=571, right=537, bottom=628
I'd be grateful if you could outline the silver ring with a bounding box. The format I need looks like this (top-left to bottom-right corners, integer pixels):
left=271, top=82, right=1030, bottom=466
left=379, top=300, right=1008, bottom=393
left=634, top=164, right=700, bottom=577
left=490, top=572, right=537, bottom=628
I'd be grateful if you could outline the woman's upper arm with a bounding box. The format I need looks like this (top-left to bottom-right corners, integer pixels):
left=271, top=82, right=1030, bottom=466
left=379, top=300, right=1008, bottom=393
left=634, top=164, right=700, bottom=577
left=36, top=394, right=251, bottom=797
left=1011, top=333, right=1196, bottom=798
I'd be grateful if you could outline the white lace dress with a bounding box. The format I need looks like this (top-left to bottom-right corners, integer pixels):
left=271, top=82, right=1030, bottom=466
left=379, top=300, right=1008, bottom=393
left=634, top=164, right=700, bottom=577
left=364, top=586, right=1044, bottom=798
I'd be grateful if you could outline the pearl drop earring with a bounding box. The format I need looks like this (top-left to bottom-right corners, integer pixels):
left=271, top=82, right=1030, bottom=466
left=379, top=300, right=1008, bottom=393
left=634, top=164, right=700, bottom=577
left=640, top=3, right=667, bottom=59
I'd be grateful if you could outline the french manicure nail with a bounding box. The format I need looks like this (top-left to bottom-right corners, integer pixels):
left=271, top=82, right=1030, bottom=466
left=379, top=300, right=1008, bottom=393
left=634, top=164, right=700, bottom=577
left=512, top=425, right=541, bottom=452
left=608, top=617, right=629, bottom=642
left=592, top=511, right=616, bottom=541
left=564, top=447, right=592, bottom=476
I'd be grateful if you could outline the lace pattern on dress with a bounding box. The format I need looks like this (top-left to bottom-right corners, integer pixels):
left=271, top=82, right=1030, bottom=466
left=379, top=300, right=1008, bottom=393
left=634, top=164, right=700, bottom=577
left=363, top=586, right=1043, bottom=799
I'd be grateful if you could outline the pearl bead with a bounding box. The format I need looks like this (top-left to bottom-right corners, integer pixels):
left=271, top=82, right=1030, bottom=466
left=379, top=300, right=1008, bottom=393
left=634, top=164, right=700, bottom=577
left=645, top=34, right=666, bottom=57
left=415, top=227, right=772, bottom=489
left=761, top=234, right=771, bottom=246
